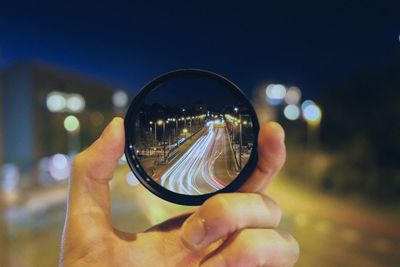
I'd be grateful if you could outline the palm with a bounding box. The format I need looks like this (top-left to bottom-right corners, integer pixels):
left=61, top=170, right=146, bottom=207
left=127, top=215, right=211, bottom=266
left=78, top=214, right=211, bottom=267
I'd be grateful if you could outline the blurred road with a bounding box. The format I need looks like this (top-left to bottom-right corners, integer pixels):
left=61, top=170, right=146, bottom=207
left=157, top=124, right=237, bottom=194
left=2, top=167, right=400, bottom=267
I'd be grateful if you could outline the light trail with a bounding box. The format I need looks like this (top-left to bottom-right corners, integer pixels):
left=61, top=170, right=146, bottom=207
left=159, top=123, right=231, bottom=195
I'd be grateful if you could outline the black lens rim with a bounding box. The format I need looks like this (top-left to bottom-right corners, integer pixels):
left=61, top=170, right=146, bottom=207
left=124, top=69, right=259, bottom=206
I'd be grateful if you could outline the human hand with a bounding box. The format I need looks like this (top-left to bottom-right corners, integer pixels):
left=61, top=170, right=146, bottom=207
left=59, top=117, right=299, bottom=267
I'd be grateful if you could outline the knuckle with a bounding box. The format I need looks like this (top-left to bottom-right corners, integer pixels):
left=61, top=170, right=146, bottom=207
left=204, top=194, right=232, bottom=217
left=201, top=194, right=237, bottom=232
left=259, top=194, right=282, bottom=227
left=273, top=204, right=283, bottom=227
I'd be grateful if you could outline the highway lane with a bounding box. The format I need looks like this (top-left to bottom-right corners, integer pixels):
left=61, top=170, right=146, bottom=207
left=159, top=123, right=236, bottom=195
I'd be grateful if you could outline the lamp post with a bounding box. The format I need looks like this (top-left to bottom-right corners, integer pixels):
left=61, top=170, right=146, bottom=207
left=157, top=120, right=166, bottom=161
left=149, top=121, right=154, bottom=147
left=174, top=118, right=179, bottom=146
left=189, top=117, right=193, bottom=139
left=239, top=115, right=243, bottom=169
left=182, top=108, right=186, bottom=129
left=233, top=107, right=239, bottom=148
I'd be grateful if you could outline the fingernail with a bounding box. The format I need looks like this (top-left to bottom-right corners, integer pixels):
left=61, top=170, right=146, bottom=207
left=201, top=254, right=226, bottom=267
left=180, top=215, right=206, bottom=249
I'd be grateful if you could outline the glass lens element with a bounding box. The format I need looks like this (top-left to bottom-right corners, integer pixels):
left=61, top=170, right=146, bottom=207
left=128, top=72, right=255, bottom=195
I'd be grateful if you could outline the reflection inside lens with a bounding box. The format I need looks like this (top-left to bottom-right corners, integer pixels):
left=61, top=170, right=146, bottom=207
left=131, top=75, right=254, bottom=195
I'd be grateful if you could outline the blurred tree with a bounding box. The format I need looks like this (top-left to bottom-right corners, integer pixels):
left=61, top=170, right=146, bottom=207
left=319, top=61, right=400, bottom=200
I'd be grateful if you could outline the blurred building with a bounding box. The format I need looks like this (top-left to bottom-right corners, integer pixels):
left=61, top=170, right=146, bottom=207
left=1, top=62, right=130, bottom=176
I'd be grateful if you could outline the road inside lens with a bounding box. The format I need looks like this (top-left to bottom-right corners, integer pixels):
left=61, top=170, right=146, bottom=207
left=153, top=123, right=239, bottom=195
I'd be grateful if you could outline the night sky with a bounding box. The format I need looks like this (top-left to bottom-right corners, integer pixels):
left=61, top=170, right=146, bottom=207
left=0, top=1, right=399, bottom=97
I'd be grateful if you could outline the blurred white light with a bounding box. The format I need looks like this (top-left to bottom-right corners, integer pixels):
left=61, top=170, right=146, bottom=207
left=67, top=94, right=85, bottom=113
left=285, top=86, right=302, bottom=105
left=113, top=90, right=129, bottom=108
left=266, top=84, right=286, bottom=99
left=49, top=153, right=70, bottom=181
left=64, top=115, right=80, bottom=132
left=46, top=92, right=66, bottom=112
left=303, top=104, right=322, bottom=123
left=2, top=163, right=20, bottom=192
left=301, top=100, right=315, bottom=112
left=283, top=105, right=300, bottom=120
left=266, top=84, right=287, bottom=106
left=126, top=172, right=140, bottom=186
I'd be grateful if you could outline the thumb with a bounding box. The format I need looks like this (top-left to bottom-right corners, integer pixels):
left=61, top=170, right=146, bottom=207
left=67, top=117, right=125, bottom=228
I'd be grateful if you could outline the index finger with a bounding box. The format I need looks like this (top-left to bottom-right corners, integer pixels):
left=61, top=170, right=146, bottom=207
left=239, top=122, right=286, bottom=193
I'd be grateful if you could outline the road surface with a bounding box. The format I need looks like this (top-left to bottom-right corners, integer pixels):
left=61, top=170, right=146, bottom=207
left=157, top=123, right=237, bottom=195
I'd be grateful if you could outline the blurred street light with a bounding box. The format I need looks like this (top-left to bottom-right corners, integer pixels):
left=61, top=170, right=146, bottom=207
left=46, top=91, right=66, bottom=112
left=303, top=103, right=322, bottom=125
left=64, top=115, right=80, bottom=154
left=285, top=86, right=302, bottom=105
left=266, top=84, right=286, bottom=105
left=112, top=90, right=129, bottom=108
left=66, top=94, right=85, bottom=113
left=64, top=115, right=80, bottom=132
left=47, top=92, right=86, bottom=113
left=302, top=102, right=322, bottom=146
left=284, top=104, right=301, bottom=120
left=48, top=153, right=70, bottom=181
left=301, top=99, right=316, bottom=112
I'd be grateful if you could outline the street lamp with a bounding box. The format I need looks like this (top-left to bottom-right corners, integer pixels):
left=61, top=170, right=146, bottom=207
left=182, top=108, right=187, bottom=128
left=157, top=120, right=166, bottom=161
left=156, top=120, right=163, bottom=147
left=149, top=121, right=154, bottom=148
left=173, top=118, right=179, bottom=146
left=189, top=116, right=194, bottom=138
left=239, top=115, right=243, bottom=169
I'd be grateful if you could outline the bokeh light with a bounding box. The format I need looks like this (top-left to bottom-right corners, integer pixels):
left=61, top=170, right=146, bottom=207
left=46, top=92, right=66, bottom=112
left=303, top=103, right=322, bottom=124
left=48, top=153, right=71, bottom=181
left=1, top=163, right=20, bottom=192
left=285, top=86, right=302, bottom=105
left=63, top=115, right=80, bottom=132
left=284, top=104, right=301, bottom=120
left=66, top=94, right=85, bottom=113
left=301, top=99, right=316, bottom=112
left=112, top=90, right=129, bottom=108
left=266, top=84, right=287, bottom=105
